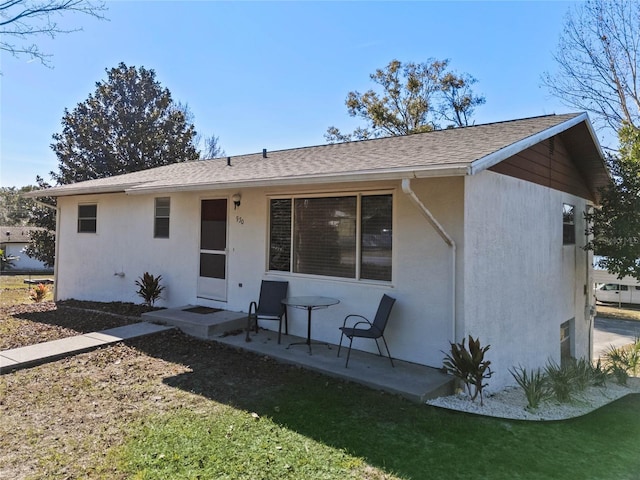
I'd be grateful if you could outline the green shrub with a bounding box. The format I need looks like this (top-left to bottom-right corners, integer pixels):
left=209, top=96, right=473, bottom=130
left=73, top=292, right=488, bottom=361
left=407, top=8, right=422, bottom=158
left=510, top=365, right=551, bottom=411
left=442, top=335, right=493, bottom=406
left=135, top=272, right=165, bottom=307
left=544, top=360, right=576, bottom=403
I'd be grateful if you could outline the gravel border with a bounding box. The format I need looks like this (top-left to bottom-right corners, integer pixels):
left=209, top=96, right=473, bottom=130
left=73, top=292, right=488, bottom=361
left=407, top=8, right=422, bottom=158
left=427, top=377, right=640, bottom=421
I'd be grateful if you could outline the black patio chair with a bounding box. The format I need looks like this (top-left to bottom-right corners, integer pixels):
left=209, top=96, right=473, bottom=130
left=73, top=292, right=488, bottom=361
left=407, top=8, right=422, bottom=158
left=245, top=280, right=289, bottom=343
left=337, top=294, right=396, bottom=368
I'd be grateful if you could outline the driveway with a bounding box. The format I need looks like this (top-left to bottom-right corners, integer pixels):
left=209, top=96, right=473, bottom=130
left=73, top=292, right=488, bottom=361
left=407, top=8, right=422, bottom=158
left=593, top=316, right=640, bottom=360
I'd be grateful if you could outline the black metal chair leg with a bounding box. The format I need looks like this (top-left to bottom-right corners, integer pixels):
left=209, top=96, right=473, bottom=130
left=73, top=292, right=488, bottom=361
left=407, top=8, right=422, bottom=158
left=277, top=319, right=282, bottom=344
left=345, top=336, right=354, bottom=367
left=381, top=336, right=394, bottom=367
left=374, top=339, right=384, bottom=357
left=337, top=332, right=343, bottom=357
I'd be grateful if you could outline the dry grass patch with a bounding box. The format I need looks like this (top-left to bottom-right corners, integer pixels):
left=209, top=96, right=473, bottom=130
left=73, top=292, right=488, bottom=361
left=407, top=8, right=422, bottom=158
left=597, top=304, right=640, bottom=322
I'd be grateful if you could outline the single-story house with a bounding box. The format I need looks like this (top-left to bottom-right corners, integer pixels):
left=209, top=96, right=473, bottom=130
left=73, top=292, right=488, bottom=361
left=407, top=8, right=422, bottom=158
left=26, top=113, right=610, bottom=390
left=0, top=226, right=53, bottom=272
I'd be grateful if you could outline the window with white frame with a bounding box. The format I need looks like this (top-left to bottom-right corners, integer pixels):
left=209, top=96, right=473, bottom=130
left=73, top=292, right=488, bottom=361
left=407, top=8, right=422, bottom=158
left=77, top=204, right=97, bottom=233
left=269, top=193, right=392, bottom=281
left=154, top=197, right=170, bottom=238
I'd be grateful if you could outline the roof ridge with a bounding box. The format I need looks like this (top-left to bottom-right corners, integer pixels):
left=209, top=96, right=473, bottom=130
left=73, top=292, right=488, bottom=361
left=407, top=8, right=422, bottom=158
left=211, top=112, right=581, bottom=160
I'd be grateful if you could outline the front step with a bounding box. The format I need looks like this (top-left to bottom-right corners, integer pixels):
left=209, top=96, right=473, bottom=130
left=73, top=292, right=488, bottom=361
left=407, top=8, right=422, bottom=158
left=143, top=306, right=247, bottom=340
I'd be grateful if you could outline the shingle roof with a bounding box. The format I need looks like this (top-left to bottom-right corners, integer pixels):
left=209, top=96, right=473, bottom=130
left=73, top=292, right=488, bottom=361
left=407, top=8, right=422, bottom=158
left=26, top=113, right=607, bottom=197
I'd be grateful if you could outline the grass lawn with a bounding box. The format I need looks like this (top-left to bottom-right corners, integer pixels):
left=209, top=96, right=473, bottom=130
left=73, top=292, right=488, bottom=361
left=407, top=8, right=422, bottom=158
left=0, top=273, right=53, bottom=305
left=1, top=275, right=639, bottom=479
left=116, top=380, right=640, bottom=480
left=597, top=303, right=640, bottom=322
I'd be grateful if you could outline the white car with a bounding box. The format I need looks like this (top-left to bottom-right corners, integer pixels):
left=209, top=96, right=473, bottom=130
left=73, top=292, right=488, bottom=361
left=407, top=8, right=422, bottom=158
left=595, top=283, right=640, bottom=305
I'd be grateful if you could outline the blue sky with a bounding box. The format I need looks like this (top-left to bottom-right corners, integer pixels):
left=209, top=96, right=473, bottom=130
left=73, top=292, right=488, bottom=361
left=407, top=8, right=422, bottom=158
left=1, top=0, right=580, bottom=187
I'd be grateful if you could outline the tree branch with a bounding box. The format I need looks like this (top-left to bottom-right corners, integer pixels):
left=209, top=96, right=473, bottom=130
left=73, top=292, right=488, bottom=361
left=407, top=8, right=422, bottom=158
left=0, top=0, right=106, bottom=65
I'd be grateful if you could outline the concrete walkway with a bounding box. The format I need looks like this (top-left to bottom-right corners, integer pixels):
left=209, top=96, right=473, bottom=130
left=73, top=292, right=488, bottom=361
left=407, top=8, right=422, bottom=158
left=0, top=322, right=174, bottom=374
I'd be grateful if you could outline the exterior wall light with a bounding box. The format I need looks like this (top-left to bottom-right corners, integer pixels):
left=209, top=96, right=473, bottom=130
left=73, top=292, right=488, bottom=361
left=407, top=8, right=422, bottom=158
left=232, top=193, right=241, bottom=209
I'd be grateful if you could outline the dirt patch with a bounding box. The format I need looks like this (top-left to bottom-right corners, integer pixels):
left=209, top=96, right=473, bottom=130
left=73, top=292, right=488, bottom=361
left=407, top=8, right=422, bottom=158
left=0, top=301, right=150, bottom=350
left=0, top=301, right=308, bottom=479
left=57, top=299, right=161, bottom=317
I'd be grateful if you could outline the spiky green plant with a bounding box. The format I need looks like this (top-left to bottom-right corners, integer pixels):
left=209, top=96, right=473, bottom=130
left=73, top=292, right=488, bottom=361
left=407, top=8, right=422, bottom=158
left=135, top=272, right=165, bottom=307
left=570, top=357, right=595, bottom=391
left=442, top=335, right=493, bottom=405
left=544, top=360, right=576, bottom=402
left=510, top=366, right=551, bottom=411
left=590, top=358, right=608, bottom=387
left=603, top=343, right=637, bottom=385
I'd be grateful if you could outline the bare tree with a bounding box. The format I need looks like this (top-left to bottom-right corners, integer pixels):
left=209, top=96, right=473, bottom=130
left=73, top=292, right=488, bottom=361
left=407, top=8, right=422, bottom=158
left=542, top=0, right=640, bottom=134
left=175, top=102, right=226, bottom=160
left=201, top=134, right=225, bottom=159
left=1, top=0, right=106, bottom=66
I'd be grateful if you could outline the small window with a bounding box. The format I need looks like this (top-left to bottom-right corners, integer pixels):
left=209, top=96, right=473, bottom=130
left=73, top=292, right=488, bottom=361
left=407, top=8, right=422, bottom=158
left=78, top=204, right=97, bottom=233
left=154, top=197, right=170, bottom=238
left=562, top=204, right=575, bottom=245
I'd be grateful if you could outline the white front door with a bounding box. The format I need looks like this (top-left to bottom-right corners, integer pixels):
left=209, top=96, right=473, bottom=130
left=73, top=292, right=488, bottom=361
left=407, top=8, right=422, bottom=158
left=197, top=198, right=228, bottom=301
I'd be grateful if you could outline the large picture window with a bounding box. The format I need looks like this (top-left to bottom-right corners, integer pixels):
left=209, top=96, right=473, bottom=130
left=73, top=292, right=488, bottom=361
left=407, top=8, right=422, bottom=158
left=269, top=193, right=392, bottom=281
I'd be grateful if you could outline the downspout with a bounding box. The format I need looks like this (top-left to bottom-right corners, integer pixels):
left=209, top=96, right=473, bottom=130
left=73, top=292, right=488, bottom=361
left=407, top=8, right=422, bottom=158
left=32, top=199, right=60, bottom=302
left=585, top=205, right=595, bottom=359
left=401, top=178, right=457, bottom=343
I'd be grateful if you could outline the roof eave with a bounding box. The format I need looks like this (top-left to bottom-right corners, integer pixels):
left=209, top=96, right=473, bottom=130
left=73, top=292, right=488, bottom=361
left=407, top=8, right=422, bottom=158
left=124, top=165, right=471, bottom=195
left=22, top=183, right=141, bottom=198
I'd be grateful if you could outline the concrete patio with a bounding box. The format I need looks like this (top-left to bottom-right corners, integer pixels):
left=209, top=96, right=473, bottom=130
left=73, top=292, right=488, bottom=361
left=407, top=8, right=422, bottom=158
left=144, top=306, right=454, bottom=403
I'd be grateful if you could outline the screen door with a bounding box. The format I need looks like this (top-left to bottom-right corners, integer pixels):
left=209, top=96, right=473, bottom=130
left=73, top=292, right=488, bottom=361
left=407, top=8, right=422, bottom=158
left=197, top=199, right=227, bottom=300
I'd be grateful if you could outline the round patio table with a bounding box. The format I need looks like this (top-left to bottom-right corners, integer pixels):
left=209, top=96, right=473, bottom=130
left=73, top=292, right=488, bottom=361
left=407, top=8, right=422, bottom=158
left=282, top=296, right=340, bottom=354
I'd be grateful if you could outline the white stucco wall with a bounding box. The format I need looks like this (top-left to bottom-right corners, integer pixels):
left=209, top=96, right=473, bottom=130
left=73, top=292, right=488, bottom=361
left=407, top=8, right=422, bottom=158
left=462, top=171, right=592, bottom=391
left=54, top=172, right=593, bottom=382
left=54, top=178, right=464, bottom=368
